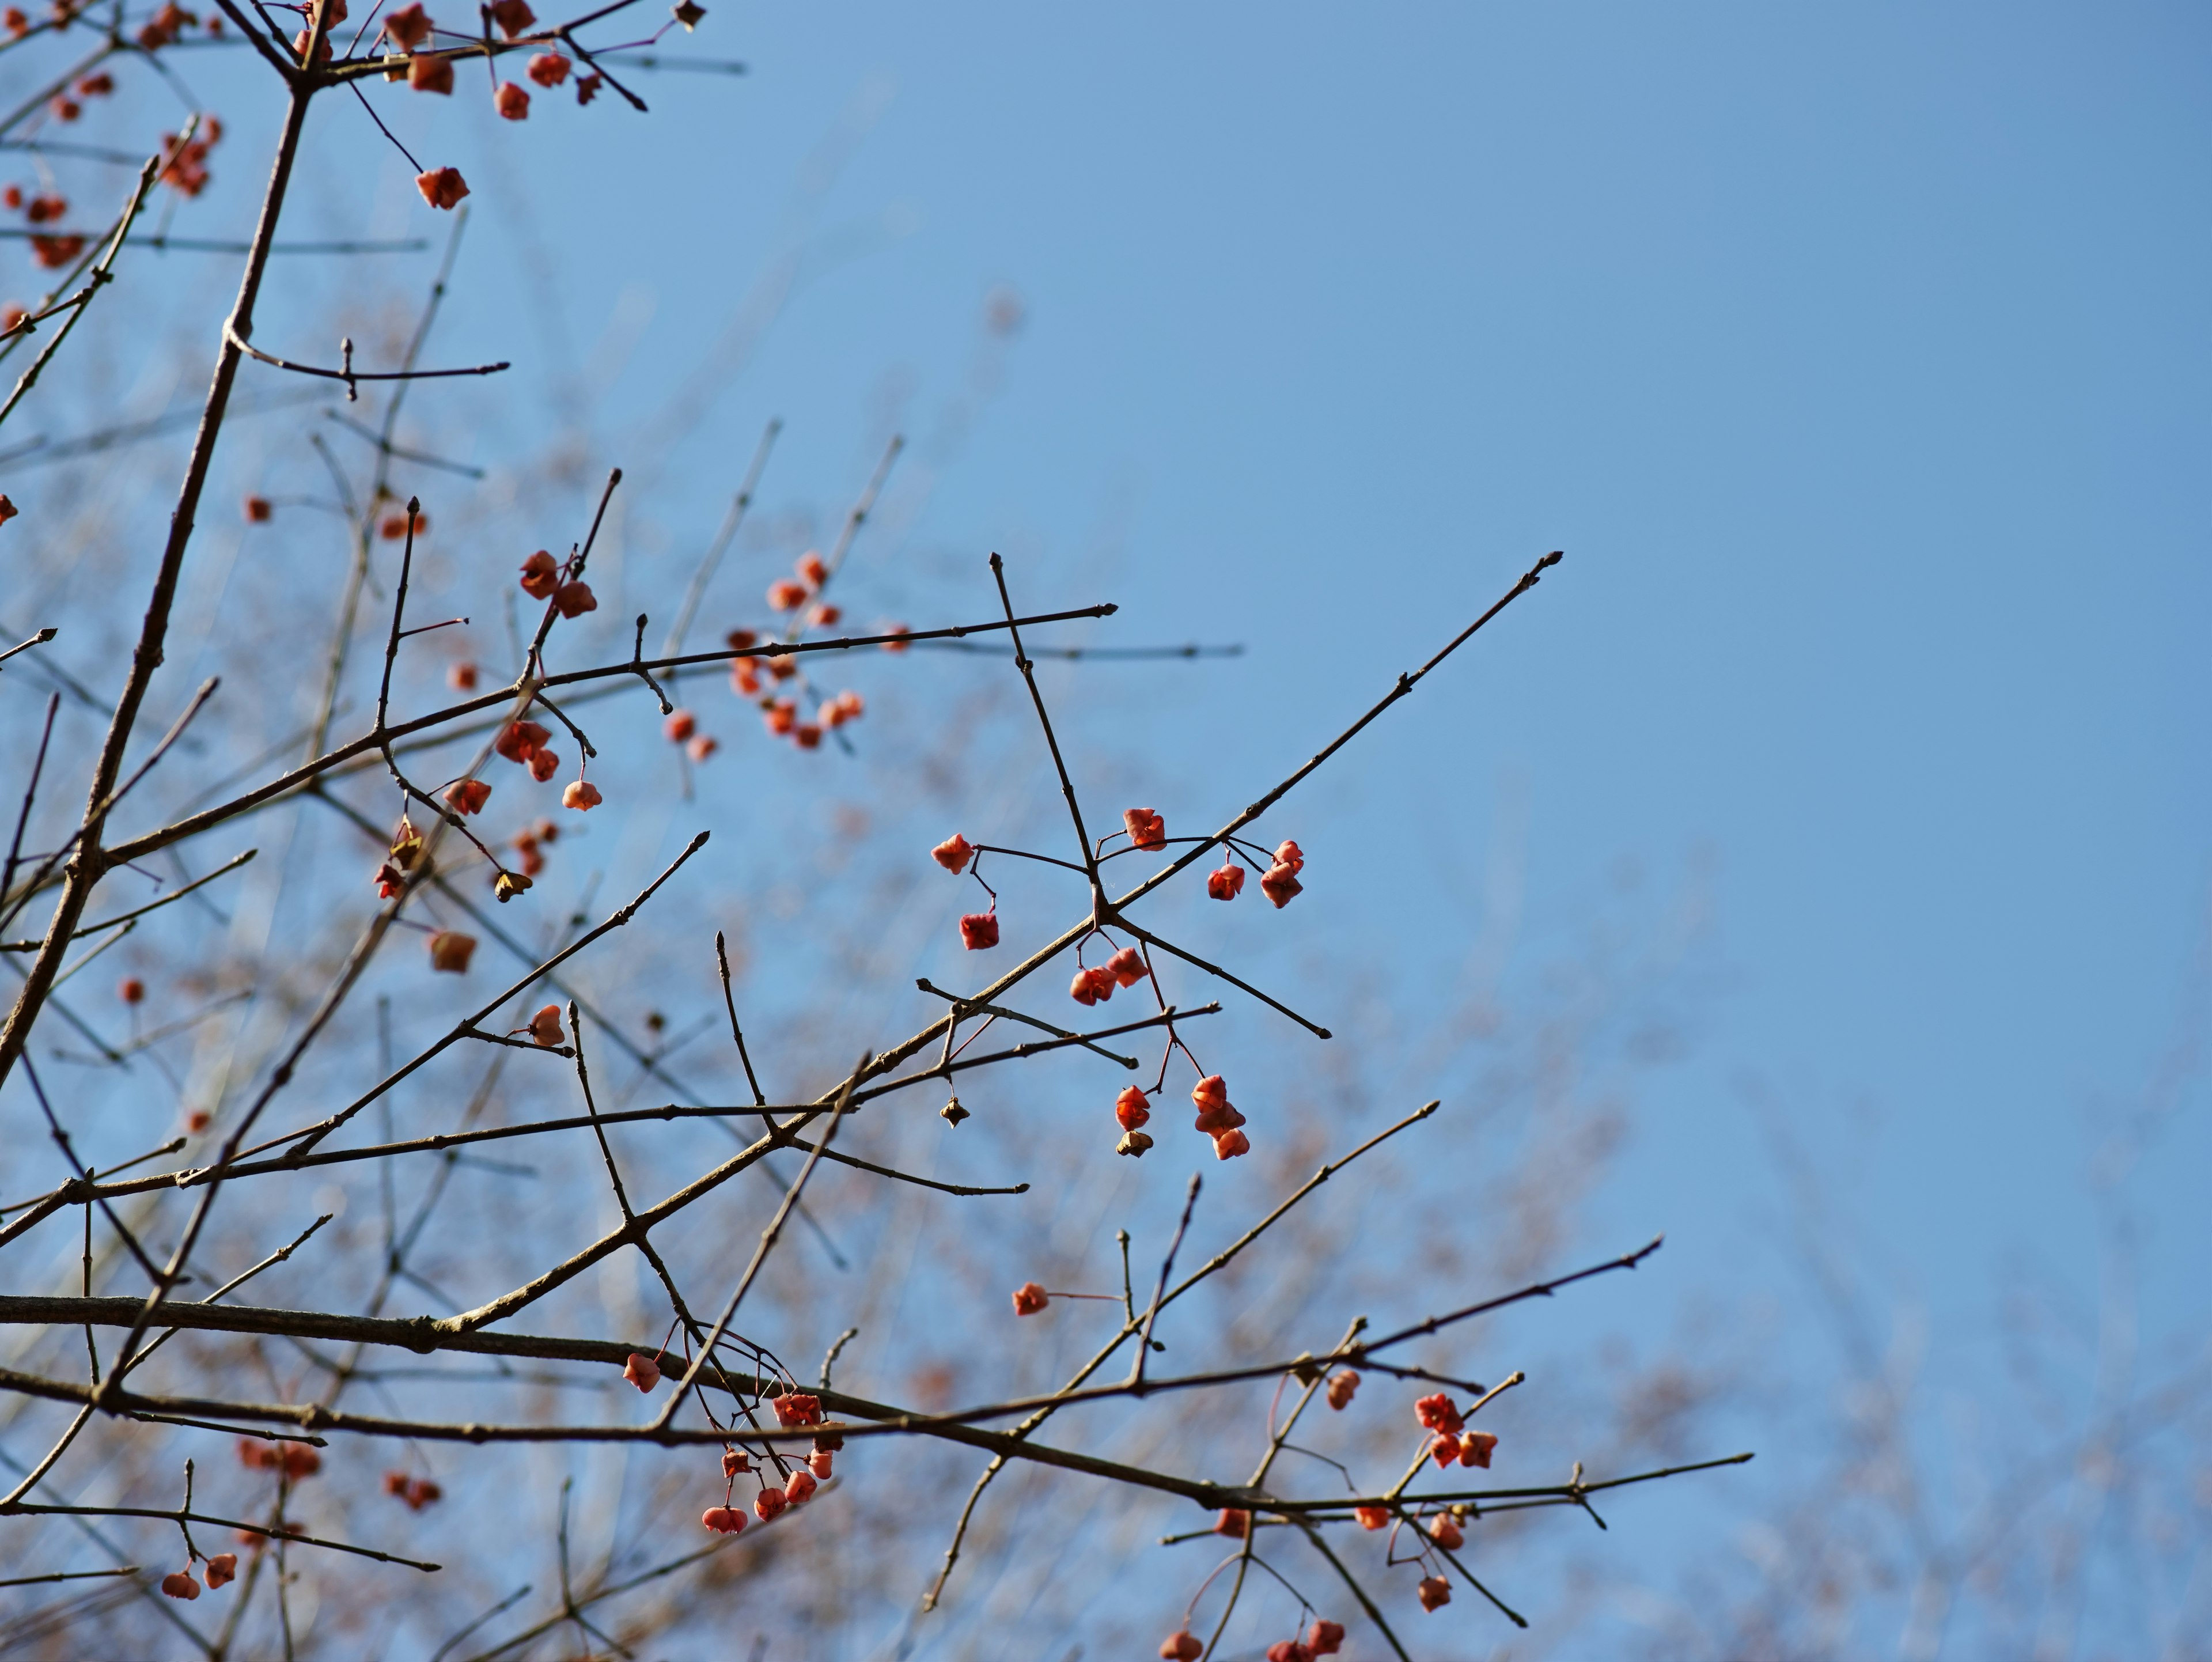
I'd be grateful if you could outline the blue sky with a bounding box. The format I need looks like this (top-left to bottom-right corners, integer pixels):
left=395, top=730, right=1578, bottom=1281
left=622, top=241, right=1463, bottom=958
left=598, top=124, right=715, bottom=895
left=435, top=0, right=2210, bottom=1353
left=280, top=0, right=2205, bottom=1528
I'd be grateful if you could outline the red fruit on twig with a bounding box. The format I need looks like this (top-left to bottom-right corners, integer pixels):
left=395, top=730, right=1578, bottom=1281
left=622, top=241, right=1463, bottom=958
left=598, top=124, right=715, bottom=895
left=1415, top=1392, right=1464, bottom=1436
left=1159, top=1634, right=1202, bottom=1662
left=769, top=1392, right=822, bottom=1426
left=1010, top=1281, right=1048, bottom=1316
left=959, top=911, right=999, bottom=951
left=701, top=1505, right=744, bottom=1534
left=445, top=778, right=491, bottom=815
left=518, top=550, right=559, bottom=598
left=1122, top=806, right=1166, bottom=849
left=623, top=1352, right=661, bottom=1391
left=496, top=720, right=550, bottom=762
left=160, top=1570, right=200, bottom=1600
left=1308, top=1619, right=1345, bottom=1655
left=1214, top=1507, right=1251, bottom=1538
left=931, top=834, right=973, bottom=873
left=415, top=166, right=468, bottom=209
left=1113, top=1086, right=1150, bottom=1131
left=783, top=1467, right=817, bottom=1504
left=203, top=1553, right=237, bottom=1589
left=381, top=1, right=431, bottom=49
left=1418, top=1574, right=1452, bottom=1612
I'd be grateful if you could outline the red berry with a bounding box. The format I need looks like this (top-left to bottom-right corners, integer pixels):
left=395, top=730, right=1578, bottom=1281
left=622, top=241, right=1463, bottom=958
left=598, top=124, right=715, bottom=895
left=783, top=1467, right=817, bottom=1504
left=1159, top=1634, right=1203, bottom=1662
left=1325, top=1369, right=1358, bottom=1410
left=1113, top=1086, right=1150, bottom=1131
left=1011, top=1281, right=1048, bottom=1316
left=768, top=1392, right=822, bottom=1427
left=1418, top=1575, right=1451, bottom=1612
left=1122, top=806, right=1166, bottom=849
left=1429, top=1512, right=1464, bottom=1549
left=753, top=1487, right=787, bottom=1522
left=1259, top=862, right=1303, bottom=907
left=959, top=911, right=999, bottom=951
left=931, top=834, right=974, bottom=873
left=1106, top=945, right=1146, bottom=986
left=203, top=1552, right=237, bottom=1588
left=1308, top=1620, right=1344, bottom=1655
left=623, top=1352, right=661, bottom=1391
left=518, top=550, right=559, bottom=597
left=1214, top=1508, right=1251, bottom=1538
left=495, top=720, right=550, bottom=762
left=160, top=1570, right=200, bottom=1600
left=1354, top=1505, right=1389, bottom=1530
left=1415, top=1392, right=1464, bottom=1436
left=1459, top=1429, right=1497, bottom=1468
left=701, top=1505, right=745, bottom=1534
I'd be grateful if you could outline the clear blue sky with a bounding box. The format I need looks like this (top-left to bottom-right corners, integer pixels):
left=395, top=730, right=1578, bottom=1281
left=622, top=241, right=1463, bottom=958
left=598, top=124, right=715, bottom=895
left=94, top=0, right=2211, bottom=1641
left=423, top=0, right=2211, bottom=1356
